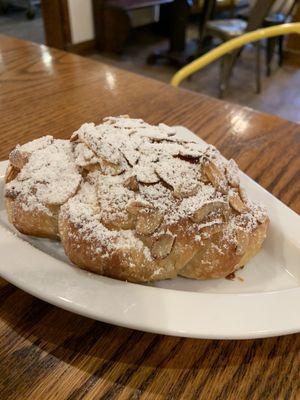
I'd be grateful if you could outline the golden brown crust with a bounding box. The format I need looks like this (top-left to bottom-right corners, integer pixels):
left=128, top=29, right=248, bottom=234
left=5, top=162, right=60, bottom=238
left=58, top=215, right=194, bottom=282
left=237, top=217, right=269, bottom=268
left=179, top=218, right=269, bottom=280
left=5, top=164, right=19, bottom=183
left=58, top=188, right=199, bottom=282
left=4, top=139, right=81, bottom=240
left=5, top=197, right=60, bottom=239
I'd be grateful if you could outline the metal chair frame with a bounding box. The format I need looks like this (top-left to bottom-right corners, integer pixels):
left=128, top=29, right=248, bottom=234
left=198, top=0, right=276, bottom=97
left=171, top=23, right=300, bottom=92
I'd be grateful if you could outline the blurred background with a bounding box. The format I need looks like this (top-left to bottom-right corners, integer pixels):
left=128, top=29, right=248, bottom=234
left=1, top=0, right=299, bottom=123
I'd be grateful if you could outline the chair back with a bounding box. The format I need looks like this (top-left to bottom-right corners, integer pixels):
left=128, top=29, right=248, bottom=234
left=270, top=0, right=297, bottom=16
left=198, top=0, right=217, bottom=44
left=171, top=23, right=300, bottom=87
left=246, top=0, right=277, bottom=31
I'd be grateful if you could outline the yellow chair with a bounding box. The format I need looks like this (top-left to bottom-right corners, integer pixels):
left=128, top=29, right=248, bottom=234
left=171, top=23, right=300, bottom=95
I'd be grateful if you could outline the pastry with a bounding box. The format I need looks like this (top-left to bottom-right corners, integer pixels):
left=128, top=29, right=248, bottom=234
left=5, top=137, right=81, bottom=239
left=4, top=116, right=269, bottom=282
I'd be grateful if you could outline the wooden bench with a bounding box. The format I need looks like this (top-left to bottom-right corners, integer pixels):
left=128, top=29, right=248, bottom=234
left=93, top=0, right=173, bottom=52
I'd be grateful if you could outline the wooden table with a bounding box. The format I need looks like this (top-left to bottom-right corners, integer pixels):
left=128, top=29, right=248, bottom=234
left=0, top=34, right=299, bottom=400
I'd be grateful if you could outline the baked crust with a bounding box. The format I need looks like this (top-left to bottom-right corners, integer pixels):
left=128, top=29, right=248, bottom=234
left=179, top=217, right=269, bottom=279
left=4, top=138, right=81, bottom=239
left=5, top=196, right=60, bottom=239
left=4, top=116, right=269, bottom=282
left=58, top=180, right=200, bottom=282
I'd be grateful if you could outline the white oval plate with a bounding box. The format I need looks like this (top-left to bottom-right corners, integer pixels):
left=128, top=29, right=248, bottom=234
left=0, top=127, right=299, bottom=339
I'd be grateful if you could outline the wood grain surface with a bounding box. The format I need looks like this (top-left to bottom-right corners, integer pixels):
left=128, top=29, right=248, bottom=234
left=0, top=34, right=299, bottom=400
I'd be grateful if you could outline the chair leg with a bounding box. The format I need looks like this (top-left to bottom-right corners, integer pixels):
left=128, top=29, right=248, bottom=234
left=219, top=53, right=235, bottom=99
left=219, top=56, right=228, bottom=99
left=255, top=42, right=261, bottom=94
left=278, top=35, right=284, bottom=67
left=266, top=37, right=276, bottom=76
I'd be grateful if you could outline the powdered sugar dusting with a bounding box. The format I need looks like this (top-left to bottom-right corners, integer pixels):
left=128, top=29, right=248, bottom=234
left=17, top=135, right=53, bottom=154
left=5, top=116, right=269, bottom=278
left=61, top=181, right=151, bottom=260
left=98, top=174, right=134, bottom=225
left=68, top=116, right=267, bottom=238
left=155, top=157, right=199, bottom=195
left=6, top=139, right=81, bottom=214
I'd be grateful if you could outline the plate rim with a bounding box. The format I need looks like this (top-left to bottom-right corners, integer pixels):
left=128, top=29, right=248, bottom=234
left=1, top=136, right=300, bottom=340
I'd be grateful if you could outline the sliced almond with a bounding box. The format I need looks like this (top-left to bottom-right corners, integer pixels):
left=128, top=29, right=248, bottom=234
left=138, top=145, right=159, bottom=161
left=155, top=164, right=173, bottom=187
left=199, top=166, right=210, bottom=183
left=83, top=132, right=121, bottom=166
left=70, top=132, right=79, bottom=142
left=9, top=136, right=53, bottom=168
left=123, top=176, right=139, bottom=192
left=200, top=221, right=224, bottom=238
left=155, top=161, right=180, bottom=188
left=85, top=171, right=99, bottom=185
left=229, top=191, right=249, bottom=213
left=203, top=160, right=228, bottom=194
left=235, top=228, right=249, bottom=255
left=178, top=148, right=202, bottom=159
left=158, top=123, right=176, bottom=136
left=99, top=142, right=121, bottom=165
left=173, top=182, right=199, bottom=199
left=155, top=142, right=181, bottom=156
left=151, top=233, right=175, bottom=259
left=99, top=157, right=126, bottom=176
left=121, top=147, right=139, bottom=166
left=9, top=148, right=29, bottom=169
left=82, top=145, right=96, bottom=161
left=126, top=199, right=153, bottom=215
left=5, top=165, right=19, bottom=183
left=225, top=159, right=240, bottom=188
left=255, top=209, right=268, bottom=224
left=191, top=201, right=229, bottom=223
left=84, top=163, right=100, bottom=172
left=142, top=132, right=169, bottom=142
left=73, top=143, right=99, bottom=168
left=156, top=159, right=199, bottom=197
left=136, top=165, right=160, bottom=184
left=179, top=142, right=205, bottom=159
left=136, top=211, right=163, bottom=236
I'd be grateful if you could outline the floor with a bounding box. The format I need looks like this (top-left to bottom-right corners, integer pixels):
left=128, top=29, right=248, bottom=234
left=89, top=27, right=300, bottom=124
left=0, top=8, right=299, bottom=124
left=0, top=5, right=44, bottom=44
